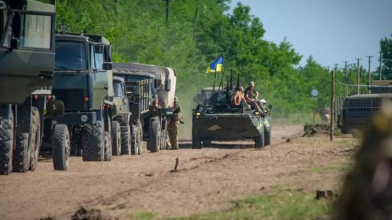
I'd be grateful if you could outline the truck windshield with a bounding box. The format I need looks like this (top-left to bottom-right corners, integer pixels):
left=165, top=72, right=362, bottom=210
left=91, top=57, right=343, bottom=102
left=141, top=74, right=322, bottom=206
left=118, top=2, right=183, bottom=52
left=113, top=81, right=124, bottom=97
left=55, top=41, right=87, bottom=70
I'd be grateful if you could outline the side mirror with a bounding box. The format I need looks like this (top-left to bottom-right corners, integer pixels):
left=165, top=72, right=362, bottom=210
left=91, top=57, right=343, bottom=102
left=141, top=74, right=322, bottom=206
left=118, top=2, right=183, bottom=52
left=102, top=63, right=112, bottom=71
left=0, top=1, right=6, bottom=10
left=268, top=105, right=273, bottom=110
left=165, top=79, right=171, bottom=91
left=104, top=45, right=112, bottom=62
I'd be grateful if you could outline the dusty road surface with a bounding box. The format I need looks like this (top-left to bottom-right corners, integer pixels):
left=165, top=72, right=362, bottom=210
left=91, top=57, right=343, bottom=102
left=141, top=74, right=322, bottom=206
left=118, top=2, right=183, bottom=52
left=0, top=125, right=355, bottom=220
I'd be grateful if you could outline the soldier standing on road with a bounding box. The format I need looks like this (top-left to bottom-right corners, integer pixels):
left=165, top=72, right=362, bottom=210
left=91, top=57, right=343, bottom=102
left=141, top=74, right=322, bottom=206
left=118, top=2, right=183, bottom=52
left=168, top=97, right=181, bottom=150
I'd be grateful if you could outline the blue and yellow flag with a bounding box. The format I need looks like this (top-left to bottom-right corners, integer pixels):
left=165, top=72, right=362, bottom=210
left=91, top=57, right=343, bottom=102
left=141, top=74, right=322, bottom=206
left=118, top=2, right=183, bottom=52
left=206, top=56, right=223, bottom=73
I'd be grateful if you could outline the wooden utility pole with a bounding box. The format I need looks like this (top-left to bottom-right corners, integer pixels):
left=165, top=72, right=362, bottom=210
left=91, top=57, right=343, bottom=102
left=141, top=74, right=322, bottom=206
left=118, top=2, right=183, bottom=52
left=380, top=52, right=383, bottom=80
left=330, top=70, right=335, bottom=141
left=367, top=56, right=373, bottom=94
left=193, top=5, right=199, bottom=40
left=165, top=0, right=170, bottom=25
left=344, top=61, right=348, bottom=78
left=356, top=58, right=362, bottom=94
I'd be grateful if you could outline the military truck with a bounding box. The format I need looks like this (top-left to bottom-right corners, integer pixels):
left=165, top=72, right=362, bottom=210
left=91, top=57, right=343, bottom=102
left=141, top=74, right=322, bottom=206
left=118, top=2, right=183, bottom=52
left=192, top=83, right=272, bottom=149
left=114, top=63, right=177, bottom=153
left=0, top=0, right=66, bottom=175
left=50, top=32, right=114, bottom=170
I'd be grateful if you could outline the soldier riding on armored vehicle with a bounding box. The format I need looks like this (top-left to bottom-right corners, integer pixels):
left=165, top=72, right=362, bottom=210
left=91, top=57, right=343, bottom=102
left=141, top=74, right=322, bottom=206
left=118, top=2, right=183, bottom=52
left=192, top=75, right=272, bottom=149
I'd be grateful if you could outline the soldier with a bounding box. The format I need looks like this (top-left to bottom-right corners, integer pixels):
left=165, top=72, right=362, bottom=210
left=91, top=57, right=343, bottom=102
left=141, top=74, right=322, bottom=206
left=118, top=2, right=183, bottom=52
left=168, top=97, right=181, bottom=150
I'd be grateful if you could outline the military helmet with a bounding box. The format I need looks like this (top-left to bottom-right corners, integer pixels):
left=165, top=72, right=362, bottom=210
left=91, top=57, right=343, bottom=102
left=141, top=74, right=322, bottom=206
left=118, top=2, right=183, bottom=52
left=174, top=97, right=179, bottom=102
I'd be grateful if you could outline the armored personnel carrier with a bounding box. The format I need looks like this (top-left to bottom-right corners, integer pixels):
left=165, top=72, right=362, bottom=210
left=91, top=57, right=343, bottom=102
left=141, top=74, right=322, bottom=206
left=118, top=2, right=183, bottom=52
left=192, top=85, right=272, bottom=149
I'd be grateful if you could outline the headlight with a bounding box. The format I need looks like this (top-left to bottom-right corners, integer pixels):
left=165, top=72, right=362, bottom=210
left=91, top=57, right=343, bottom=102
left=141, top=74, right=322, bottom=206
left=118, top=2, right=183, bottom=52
left=196, top=112, right=201, bottom=119
left=255, top=111, right=260, bottom=118
left=81, top=115, right=88, bottom=122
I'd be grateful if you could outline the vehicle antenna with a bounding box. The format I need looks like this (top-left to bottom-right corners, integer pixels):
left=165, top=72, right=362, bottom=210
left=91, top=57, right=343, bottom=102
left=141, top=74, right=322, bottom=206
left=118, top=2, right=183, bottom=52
left=230, top=69, right=233, bottom=91
left=236, top=73, right=240, bottom=90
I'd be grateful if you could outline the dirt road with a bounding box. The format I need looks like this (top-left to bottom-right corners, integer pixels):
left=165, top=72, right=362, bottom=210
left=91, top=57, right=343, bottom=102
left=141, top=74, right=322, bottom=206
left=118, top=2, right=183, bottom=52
left=0, top=125, right=354, bottom=220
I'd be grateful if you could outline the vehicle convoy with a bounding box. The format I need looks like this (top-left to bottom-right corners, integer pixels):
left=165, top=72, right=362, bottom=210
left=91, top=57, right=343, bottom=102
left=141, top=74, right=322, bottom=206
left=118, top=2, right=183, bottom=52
left=49, top=32, right=115, bottom=170
left=0, top=0, right=65, bottom=175
left=339, top=80, right=392, bottom=135
left=113, top=63, right=177, bottom=153
left=192, top=78, right=272, bottom=149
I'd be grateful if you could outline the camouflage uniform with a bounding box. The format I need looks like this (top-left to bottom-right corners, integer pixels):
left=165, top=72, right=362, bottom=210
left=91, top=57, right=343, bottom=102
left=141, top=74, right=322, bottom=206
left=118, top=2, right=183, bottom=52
left=168, top=99, right=181, bottom=150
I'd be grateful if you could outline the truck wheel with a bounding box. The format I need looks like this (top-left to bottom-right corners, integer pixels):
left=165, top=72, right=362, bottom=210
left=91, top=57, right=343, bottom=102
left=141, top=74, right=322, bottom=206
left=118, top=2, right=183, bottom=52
left=149, top=118, right=160, bottom=153
left=192, top=136, right=202, bottom=149
left=120, top=125, right=131, bottom=155
left=52, top=124, right=70, bottom=171
left=255, top=135, right=265, bottom=148
left=264, top=128, right=271, bottom=146
left=137, top=120, right=143, bottom=155
left=30, top=107, right=41, bottom=171
left=131, top=124, right=139, bottom=155
left=104, top=117, right=112, bottom=162
left=0, top=110, right=14, bottom=175
left=13, top=107, right=39, bottom=172
left=111, top=121, right=121, bottom=156
left=82, top=121, right=105, bottom=161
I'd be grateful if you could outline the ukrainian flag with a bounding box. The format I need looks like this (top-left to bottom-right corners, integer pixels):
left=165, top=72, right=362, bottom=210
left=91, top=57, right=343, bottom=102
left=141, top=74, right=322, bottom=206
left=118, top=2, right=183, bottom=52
left=206, top=56, right=223, bottom=73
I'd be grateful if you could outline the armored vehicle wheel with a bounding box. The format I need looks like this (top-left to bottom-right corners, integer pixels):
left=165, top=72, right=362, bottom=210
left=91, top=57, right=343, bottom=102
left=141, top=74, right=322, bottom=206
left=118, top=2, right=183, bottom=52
left=120, top=125, right=131, bottom=155
left=131, top=124, right=139, bottom=155
left=111, top=121, right=121, bottom=156
left=30, top=107, right=41, bottom=171
left=52, top=124, right=70, bottom=171
left=137, top=120, right=143, bottom=155
left=149, top=118, right=160, bottom=153
left=264, top=128, right=271, bottom=146
left=255, top=135, right=265, bottom=148
left=0, top=110, right=14, bottom=175
left=202, top=139, right=211, bottom=147
left=104, top=118, right=112, bottom=162
left=82, top=121, right=105, bottom=161
left=192, top=136, right=202, bottom=149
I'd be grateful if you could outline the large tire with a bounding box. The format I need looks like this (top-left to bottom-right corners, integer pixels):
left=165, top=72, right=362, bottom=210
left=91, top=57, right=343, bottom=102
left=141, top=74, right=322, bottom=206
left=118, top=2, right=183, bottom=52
left=30, top=107, right=41, bottom=171
left=0, top=110, right=14, bottom=175
left=149, top=118, right=160, bottom=153
left=13, top=107, right=40, bottom=172
left=192, top=135, right=202, bottom=149
left=131, top=124, right=139, bottom=155
left=82, top=121, right=105, bottom=161
left=255, top=135, right=265, bottom=148
left=120, top=125, right=131, bottom=155
left=111, top=121, right=121, bottom=156
left=137, top=120, right=143, bottom=155
left=264, top=128, right=271, bottom=146
left=104, top=118, right=112, bottom=162
left=52, top=124, right=70, bottom=171
left=13, top=133, right=29, bottom=172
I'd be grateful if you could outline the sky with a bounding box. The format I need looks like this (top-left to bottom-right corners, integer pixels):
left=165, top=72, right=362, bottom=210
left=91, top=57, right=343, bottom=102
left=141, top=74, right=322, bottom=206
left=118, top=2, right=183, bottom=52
left=230, top=0, right=392, bottom=70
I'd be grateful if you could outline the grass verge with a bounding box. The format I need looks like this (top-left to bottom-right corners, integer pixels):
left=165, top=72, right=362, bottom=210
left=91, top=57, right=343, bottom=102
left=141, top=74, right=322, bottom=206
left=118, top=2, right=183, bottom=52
left=128, top=191, right=331, bottom=220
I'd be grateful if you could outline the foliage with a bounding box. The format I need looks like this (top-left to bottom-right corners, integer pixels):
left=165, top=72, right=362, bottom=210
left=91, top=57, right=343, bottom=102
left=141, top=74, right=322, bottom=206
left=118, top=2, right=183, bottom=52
left=54, top=0, right=338, bottom=120
left=380, top=34, right=392, bottom=79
